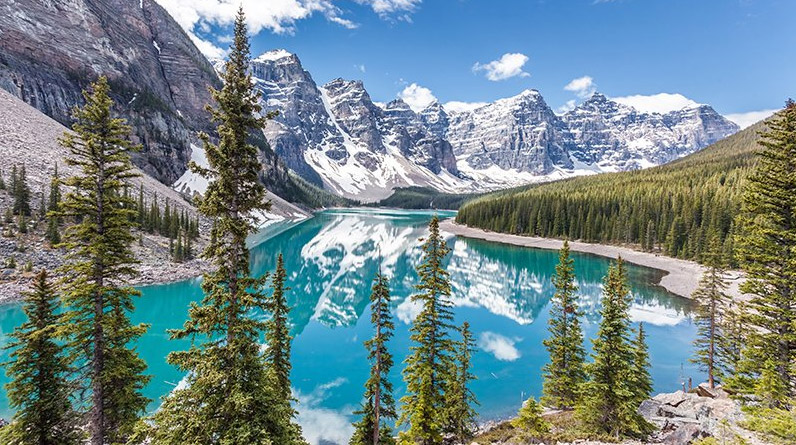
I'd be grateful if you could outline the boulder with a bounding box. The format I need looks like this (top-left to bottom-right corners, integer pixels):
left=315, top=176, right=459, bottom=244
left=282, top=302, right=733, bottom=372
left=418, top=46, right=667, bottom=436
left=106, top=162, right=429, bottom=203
left=653, top=390, right=688, bottom=407
left=695, top=383, right=719, bottom=398
left=662, top=423, right=706, bottom=444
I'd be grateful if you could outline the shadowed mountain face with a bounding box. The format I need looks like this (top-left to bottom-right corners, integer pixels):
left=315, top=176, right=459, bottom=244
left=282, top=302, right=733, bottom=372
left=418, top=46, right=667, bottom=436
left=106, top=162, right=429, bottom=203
left=0, top=0, right=221, bottom=183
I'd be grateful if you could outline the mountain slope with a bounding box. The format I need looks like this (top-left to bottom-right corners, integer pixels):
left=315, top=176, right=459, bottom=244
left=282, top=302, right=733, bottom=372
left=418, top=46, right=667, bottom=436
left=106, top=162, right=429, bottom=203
left=245, top=49, right=739, bottom=200
left=456, top=112, right=770, bottom=264
left=250, top=50, right=468, bottom=201
left=0, top=0, right=342, bottom=210
left=0, top=0, right=220, bottom=183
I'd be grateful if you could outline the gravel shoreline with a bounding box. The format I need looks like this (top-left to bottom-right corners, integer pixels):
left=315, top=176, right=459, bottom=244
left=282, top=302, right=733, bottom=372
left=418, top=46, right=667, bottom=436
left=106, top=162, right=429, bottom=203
left=440, top=218, right=746, bottom=300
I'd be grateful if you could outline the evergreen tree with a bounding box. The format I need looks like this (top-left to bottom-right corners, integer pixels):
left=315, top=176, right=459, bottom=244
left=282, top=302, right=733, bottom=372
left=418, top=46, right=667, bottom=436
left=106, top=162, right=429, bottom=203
left=399, top=215, right=455, bottom=444
left=690, top=234, right=729, bottom=388
left=147, top=9, right=293, bottom=444
left=46, top=164, right=62, bottom=245
left=577, top=257, right=650, bottom=438
left=542, top=240, right=586, bottom=410
left=264, top=253, right=305, bottom=443
left=0, top=168, right=5, bottom=190
left=717, top=301, right=746, bottom=383
left=512, top=397, right=550, bottom=437
left=735, top=101, right=796, bottom=406
left=57, top=76, right=150, bottom=445
left=629, top=323, right=653, bottom=406
left=1, top=271, right=81, bottom=445
left=350, top=268, right=397, bottom=445
left=443, top=321, right=479, bottom=444
left=13, top=164, right=31, bottom=216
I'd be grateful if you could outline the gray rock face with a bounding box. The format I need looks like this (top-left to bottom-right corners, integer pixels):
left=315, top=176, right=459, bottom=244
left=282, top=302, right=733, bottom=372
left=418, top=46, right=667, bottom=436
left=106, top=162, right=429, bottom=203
left=445, top=89, right=575, bottom=174
left=0, top=0, right=221, bottom=184
left=381, top=99, right=458, bottom=175
left=248, top=51, right=460, bottom=198
left=562, top=93, right=739, bottom=169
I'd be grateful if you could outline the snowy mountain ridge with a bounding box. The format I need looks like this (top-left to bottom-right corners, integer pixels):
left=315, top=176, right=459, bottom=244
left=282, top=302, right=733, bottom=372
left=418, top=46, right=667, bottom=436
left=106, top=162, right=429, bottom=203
left=242, top=49, right=739, bottom=201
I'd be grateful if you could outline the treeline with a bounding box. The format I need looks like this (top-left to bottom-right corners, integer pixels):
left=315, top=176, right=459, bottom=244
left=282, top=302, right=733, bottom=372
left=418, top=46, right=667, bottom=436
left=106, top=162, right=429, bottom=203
left=377, top=186, right=483, bottom=210
left=456, top=121, right=766, bottom=265
left=130, top=186, right=199, bottom=262
left=0, top=160, right=199, bottom=262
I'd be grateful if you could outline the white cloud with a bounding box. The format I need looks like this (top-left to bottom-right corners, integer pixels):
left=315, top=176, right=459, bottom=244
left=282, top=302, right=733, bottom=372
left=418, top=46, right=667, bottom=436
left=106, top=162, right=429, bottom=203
left=395, top=297, right=423, bottom=324
left=725, top=109, right=778, bottom=129
left=294, top=378, right=355, bottom=445
left=612, top=93, right=701, bottom=114
left=478, top=331, right=521, bottom=361
left=355, top=64, right=366, bottom=73
left=443, top=101, right=489, bottom=114
left=154, top=0, right=414, bottom=57
left=564, top=75, right=596, bottom=99
left=355, top=0, right=422, bottom=17
left=398, top=83, right=437, bottom=112
left=556, top=99, right=577, bottom=114
left=472, top=53, right=530, bottom=81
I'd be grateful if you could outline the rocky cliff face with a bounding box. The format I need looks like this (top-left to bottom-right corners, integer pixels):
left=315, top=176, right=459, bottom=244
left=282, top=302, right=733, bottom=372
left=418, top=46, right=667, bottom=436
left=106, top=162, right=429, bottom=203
left=445, top=89, right=575, bottom=175
left=0, top=0, right=221, bottom=184
left=249, top=50, right=464, bottom=200
left=561, top=93, right=739, bottom=169
left=246, top=50, right=738, bottom=200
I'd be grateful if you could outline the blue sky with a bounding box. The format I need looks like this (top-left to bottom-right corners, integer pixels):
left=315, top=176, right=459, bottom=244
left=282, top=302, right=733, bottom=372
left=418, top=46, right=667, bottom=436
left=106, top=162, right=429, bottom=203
left=155, top=0, right=794, bottom=125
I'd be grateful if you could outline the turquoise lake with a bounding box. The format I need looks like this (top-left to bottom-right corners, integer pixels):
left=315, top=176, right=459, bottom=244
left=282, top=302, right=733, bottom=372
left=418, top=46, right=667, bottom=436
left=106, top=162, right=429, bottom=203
left=0, top=209, right=699, bottom=444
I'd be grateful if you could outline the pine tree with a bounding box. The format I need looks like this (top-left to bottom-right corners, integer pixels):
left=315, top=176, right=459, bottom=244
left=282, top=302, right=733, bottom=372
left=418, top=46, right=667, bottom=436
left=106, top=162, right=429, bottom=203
left=147, top=9, right=293, bottom=444
left=399, top=214, right=455, bottom=445
left=46, top=164, right=63, bottom=245
left=690, top=234, right=729, bottom=388
left=512, top=397, right=550, bottom=437
left=1, top=271, right=81, bottom=445
left=443, top=321, right=479, bottom=444
left=629, top=323, right=653, bottom=406
left=0, top=168, right=5, bottom=190
left=542, top=240, right=586, bottom=410
left=264, top=253, right=305, bottom=444
left=13, top=164, right=31, bottom=216
left=577, top=257, right=650, bottom=438
left=717, top=301, right=746, bottom=383
left=350, top=268, right=397, bottom=445
left=735, top=101, right=796, bottom=406
left=57, top=76, right=150, bottom=445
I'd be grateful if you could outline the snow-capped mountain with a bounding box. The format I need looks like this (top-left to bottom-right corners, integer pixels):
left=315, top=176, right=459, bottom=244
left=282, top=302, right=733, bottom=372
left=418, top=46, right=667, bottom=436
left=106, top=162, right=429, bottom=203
left=561, top=93, right=739, bottom=170
left=245, top=49, right=739, bottom=201
left=250, top=50, right=467, bottom=201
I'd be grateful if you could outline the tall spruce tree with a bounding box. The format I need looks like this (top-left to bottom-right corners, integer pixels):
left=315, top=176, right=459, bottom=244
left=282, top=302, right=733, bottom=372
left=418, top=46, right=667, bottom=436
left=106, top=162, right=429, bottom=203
left=264, top=253, right=305, bottom=444
left=629, top=323, right=653, bottom=407
left=46, top=164, right=63, bottom=245
left=542, top=240, right=586, bottom=409
left=690, top=234, right=730, bottom=388
left=13, top=164, right=31, bottom=216
left=443, top=321, right=479, bottom=444
left=399, top=214, right=455, bottom=444
left=577, top=257, right=650, bottom=438
left=1, top=271, right=81, bottom=445
left=147, top=8, right=296, bottom=444
left=350, top=268, right=397, bottom=445
left=735, top=101, right=796, bottom=406
left=58, top=76, right=150, bottom=445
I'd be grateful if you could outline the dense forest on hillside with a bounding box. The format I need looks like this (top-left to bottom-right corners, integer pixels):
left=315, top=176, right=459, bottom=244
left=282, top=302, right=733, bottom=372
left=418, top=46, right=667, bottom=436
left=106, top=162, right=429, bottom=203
left=456, top=119, right=770, bottom=265
left=377, top=186, right=483, bottom=210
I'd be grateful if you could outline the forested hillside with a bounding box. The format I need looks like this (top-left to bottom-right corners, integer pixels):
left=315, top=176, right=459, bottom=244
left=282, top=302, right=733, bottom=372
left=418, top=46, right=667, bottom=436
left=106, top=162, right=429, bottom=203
left=456, top=118, right=772, bottom=265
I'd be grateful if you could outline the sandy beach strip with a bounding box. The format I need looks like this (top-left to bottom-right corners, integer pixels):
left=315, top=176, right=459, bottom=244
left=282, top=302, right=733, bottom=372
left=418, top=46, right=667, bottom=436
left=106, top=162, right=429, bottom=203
left=440, top=219, right=746, bottom=300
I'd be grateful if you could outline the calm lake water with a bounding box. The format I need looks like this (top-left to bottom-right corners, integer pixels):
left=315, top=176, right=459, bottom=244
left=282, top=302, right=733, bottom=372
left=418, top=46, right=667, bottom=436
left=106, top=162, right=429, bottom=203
left=0, top=209, right=699, bottom=444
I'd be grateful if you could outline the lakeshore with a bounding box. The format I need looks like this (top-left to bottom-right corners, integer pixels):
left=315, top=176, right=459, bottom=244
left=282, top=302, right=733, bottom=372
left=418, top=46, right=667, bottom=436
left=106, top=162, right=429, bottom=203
left=440, top=218, right=746, bottom=300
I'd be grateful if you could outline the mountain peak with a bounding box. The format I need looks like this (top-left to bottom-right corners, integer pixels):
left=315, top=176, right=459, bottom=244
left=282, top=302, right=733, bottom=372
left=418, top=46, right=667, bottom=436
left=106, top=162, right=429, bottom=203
left=254, top=49, right=294, bottom=62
